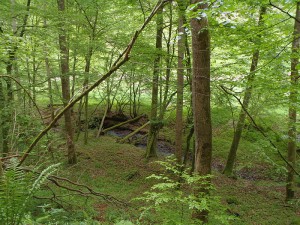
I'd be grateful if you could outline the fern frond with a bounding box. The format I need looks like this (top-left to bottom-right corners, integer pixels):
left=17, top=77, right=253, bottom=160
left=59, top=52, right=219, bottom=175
left=0, top=160, right=60, bottom=225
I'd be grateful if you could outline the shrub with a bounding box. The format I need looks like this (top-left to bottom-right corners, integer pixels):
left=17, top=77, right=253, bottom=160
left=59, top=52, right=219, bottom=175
left=135, top=156, right=236, bottom=225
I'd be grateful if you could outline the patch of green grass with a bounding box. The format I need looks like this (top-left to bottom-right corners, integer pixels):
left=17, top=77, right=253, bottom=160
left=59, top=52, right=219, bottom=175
left=214, top=174, right=299, bottom=225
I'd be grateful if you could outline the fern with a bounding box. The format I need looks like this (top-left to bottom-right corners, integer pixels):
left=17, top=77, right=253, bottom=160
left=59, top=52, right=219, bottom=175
left=0, top=158, right=60, bottom=225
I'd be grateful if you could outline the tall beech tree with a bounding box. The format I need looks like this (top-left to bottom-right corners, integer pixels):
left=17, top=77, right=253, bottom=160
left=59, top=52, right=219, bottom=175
left=190, top=0, right=212, bottom=222
left=57, top=0, right=77, bottom=164
left=223, top=6, right=267, bottom=176
left=286, top=1, right=300, bottom=201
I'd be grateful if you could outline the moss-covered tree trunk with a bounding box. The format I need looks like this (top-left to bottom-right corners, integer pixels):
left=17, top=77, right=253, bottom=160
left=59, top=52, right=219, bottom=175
left=223, top=6, right=267, bottom=176
left=146, top=6, right=163, bottom=159
left=286, top=1, right=300, bottom=201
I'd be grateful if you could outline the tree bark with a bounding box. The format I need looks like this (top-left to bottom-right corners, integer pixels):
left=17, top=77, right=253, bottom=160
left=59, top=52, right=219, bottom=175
left=190, top=0, right=212, bottom=222
left=175, top=0, right=186, bottom=163
left=146, top=6, right=163, bottom=159
left=223, top=6, right=267, bottom=176
left=286, top=1, right=300, bottom=201
left=57, top=0, right=77, bottom=164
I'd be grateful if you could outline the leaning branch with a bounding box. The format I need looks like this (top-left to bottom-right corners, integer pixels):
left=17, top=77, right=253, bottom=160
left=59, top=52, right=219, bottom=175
left=19, top=0, right=170, bottom=166
left=0, top=75, right=43, bottom=122
left=220, top=85, right=300, bottom=176
left=269, top=1, right=300, bottom=23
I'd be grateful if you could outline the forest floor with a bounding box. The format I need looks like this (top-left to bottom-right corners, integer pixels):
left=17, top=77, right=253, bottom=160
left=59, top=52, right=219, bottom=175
left=57, top=130, right=300, bottom=225
left=40, top=107, right=300, bottom=224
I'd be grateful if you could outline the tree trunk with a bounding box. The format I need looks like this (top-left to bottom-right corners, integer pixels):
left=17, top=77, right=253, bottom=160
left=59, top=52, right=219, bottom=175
left=223, top=6, right=267, bottom=177
left=3, top=55, right=14, bottom=154
left=45, top=52, right=55, bottom=121
left=57, top=0, right=77, bottom=164
left=146, top=6, right=163, bottom=159
left=175, top=0, right=186, bottom=163
left=286, top=1, right=300, bottom=201
left=83, top=52, right=92, bottom=145
left=161, top=4, right=173, bottom=116
left=190, top=0, right=212, bottom=222
left=32, top=51, right=37, bottom=105
left=0, top=79, right=7, bottom=156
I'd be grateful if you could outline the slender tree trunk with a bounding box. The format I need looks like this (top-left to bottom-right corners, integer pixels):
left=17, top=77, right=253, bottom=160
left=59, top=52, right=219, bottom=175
left=129, top=72, right=133, bottom=118
left=82, top=8, right=98, bottom=144
left=146, top=6, right=163, bottom=158
left=161, top=4, right=173, bottom=116
left=175, top=0, right=186, bottom=163
left=45, top=54, right=55, bottom=121
left=191, top=0, right=212, bottom=222
left=0, top=79, right=7, bottom=156
left=43, top=19, right=55, bottom=122
left=286, top=1, right=300, bottom=201
left=83, top=51, right=92, bottom=145
left=3, top=54, right=14, bottom=154
left=71, top=27, right=80, bottom=99
left=57, top=0, right=77, bottom=164
left=32, top=52, right=37, bottom=105
left=223, top=6, right=267, bottom=176
left=184, top=22, right=193, bottom=167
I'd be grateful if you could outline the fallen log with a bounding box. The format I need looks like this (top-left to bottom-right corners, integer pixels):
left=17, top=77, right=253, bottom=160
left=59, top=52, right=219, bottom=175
left=118, top=121, right=150, bottom=143
left=102, top=114, right=145, bottom=134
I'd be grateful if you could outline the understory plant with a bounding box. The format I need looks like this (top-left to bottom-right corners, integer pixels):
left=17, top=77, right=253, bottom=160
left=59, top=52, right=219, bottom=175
left=135, top=156, right=236, bottom=225
left=0, top=158, right=60, bottom=225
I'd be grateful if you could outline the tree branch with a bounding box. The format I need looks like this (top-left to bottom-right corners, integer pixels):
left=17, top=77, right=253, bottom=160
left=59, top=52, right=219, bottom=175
left=269, top=1, right=300, bottom=23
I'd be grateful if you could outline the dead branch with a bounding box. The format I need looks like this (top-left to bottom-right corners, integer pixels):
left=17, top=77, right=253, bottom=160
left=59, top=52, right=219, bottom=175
left=21, top=167, right=129, bottom=207
left=96, top=104, right=109, bottom=137
left=0, top=154, right=21, bottom=161
left=118, top=121, right=150, bottom=143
